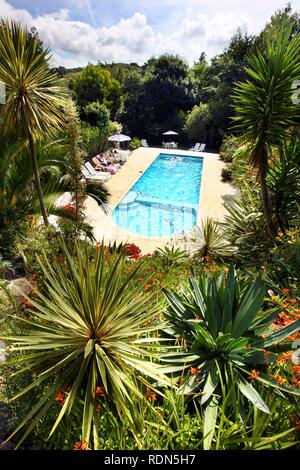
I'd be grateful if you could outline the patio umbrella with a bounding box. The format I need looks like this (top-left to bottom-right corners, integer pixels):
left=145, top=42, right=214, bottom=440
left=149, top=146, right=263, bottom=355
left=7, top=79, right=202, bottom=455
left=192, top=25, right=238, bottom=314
left=162, top=130, right=178, bottom=145
left=162, top=130, right=178, bottom=136
left=108, top=134, right=131, bottom=142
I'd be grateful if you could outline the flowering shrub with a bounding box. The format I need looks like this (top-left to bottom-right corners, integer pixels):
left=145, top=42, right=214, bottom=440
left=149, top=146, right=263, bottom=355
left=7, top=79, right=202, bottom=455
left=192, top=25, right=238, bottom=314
left=61, top=203, right=76, bottom=215
left=124, top=243, right=141, bottom=259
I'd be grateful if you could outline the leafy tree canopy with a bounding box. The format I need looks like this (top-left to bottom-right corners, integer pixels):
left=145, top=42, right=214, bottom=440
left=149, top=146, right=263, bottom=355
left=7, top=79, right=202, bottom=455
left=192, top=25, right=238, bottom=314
left=73, top=64, right=121, bottom=117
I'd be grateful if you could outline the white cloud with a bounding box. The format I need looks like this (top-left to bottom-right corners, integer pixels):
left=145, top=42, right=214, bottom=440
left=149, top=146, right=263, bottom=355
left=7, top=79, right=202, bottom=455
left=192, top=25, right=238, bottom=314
left=0, top=0, right=261, bottom=67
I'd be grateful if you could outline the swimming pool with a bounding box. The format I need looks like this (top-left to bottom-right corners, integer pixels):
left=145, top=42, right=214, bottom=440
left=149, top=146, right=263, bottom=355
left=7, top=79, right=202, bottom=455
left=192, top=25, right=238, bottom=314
left=112, top=153, right=203, bottom=237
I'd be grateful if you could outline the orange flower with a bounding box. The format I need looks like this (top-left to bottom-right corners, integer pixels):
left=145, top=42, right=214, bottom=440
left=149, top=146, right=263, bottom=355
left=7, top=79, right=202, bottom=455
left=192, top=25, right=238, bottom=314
left=276, top=375, right=286, bottom=385
left=190, top=367, right=200, bottom=375
left=248, top=370, right=260, bottom=381
left=95, top=386, right=106, bottom=397
left=223, top=268, right=229, bottom=273
left=280, top=288, right=290, bottom=295
left=292, top=365, right=300, bottom=375
left=287, top=299, right=297, bottom=304
left=145, top=386, right=157, bottom=402
left=55, top=386, right=65, bottom=406
left=277, top=352, right=291, bottom=363
left=144, top=284, right=151, bottom=290
left=291, top=376, right=300, bottom=388
left=72, top=441, right=90, bottom=450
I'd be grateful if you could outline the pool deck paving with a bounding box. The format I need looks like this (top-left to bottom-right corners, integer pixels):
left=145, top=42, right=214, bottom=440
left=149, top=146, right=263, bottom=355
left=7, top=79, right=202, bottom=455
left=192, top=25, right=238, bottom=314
left=84, top=147, right=236, bottom=254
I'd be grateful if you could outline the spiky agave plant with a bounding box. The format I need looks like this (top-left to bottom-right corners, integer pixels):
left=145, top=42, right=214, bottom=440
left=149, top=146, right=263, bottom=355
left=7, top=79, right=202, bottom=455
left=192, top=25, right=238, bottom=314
left=1, top=243, right=170, bottom=449
left=189, top=217, right=232, bottom=262
left=162, top=266, right=300, bottom=449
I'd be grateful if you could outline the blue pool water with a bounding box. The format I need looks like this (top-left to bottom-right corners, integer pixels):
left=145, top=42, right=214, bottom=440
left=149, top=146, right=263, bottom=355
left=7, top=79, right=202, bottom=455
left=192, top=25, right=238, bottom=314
left=112, top=153, right=203, bottom=237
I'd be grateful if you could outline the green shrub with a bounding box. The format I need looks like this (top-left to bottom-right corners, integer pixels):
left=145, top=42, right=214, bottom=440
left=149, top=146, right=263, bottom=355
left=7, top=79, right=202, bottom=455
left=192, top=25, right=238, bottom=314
left=162, top=266, right=300, bottom=449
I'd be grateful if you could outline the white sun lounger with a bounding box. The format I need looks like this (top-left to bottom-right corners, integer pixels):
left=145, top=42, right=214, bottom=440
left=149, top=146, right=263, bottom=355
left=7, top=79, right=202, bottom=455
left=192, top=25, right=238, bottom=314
left=189, top=143, right=200, bottom=151
left=141, top=139, right=149, bottom=147
left=81, top=165, right=111, bottom=182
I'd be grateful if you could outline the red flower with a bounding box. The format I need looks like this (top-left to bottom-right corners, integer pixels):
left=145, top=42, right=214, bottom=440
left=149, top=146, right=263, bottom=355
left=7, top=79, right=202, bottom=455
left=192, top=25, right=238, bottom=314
left=95, top=386, right=106, bottom=397
left=145, top=386, right=157, bottom=402
left=190, top=367, right=200, bottom=375
left=248, top=370, right=260, bottom=381
left=280, top=288, right=290, bottom=295
left=292, top=365, right=300, bottom=375
left=55, top=386, right=65, bottom=406
left=287, top=299, right=297, bottom=304
left=124, top=243, right=141, bottom=258
left=72, top=441, right=90, bottom=450
left=144, top=284, right=151, bottom=290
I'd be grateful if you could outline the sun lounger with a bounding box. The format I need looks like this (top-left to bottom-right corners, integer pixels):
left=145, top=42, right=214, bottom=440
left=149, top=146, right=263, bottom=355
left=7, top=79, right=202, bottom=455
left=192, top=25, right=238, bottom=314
left=92, top=156, right=120, bottom=174
left=85, top=161, right=111, bottom=178
left=81, top=165, right=111, bottom=182
left=189, top=143, right=200, bottom=151
left=141, top=139, right=149, bottom=147
left=199, top=143, right=206, bottom=151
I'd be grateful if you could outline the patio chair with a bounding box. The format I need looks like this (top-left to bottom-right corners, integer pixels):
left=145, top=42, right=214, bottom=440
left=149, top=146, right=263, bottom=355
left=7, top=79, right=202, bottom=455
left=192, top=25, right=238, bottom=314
left=81, top=165, right=111, bottom=183
left=85, top=161, right=110, bottom=178
left=141, top=139, right=149, bottom=147
left=189, top=143, right=200, bottom=151
left=199, top=143, right=206, bottom=151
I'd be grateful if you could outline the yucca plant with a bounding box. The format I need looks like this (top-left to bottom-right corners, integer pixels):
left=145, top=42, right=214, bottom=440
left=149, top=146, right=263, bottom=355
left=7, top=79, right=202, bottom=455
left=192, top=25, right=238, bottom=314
left=190, top=217, right=232, bottom=262
left=162, top=266, right=300, bottom=449
left=232, top=28, right=300, bottom=239
left=221, top=185, right=268, bottom=268
left=0, top=20, right=66, bottom=226
left=1, top=243, right=170, bottom=449
left=267, top=137, right=300, bottom=233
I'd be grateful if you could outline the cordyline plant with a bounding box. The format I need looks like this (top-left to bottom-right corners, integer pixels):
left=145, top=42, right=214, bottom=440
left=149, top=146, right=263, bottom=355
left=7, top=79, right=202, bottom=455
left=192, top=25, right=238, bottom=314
left=162, top=266, right=300, bottom=449
left=1, top=243, right=170, bottom=449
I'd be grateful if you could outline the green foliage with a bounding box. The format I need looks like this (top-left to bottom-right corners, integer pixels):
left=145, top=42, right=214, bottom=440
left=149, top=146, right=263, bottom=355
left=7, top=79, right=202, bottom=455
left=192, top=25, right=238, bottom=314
left=221, top=167, right=232, bottom=182
left=222, top=186, right=269, bottom=268
left=153, top=245, right=187, bottom=268
left=267, top=138, right=300, bottom=233
left=184, top=104, right=211, bottom=143
left=232, top=30, right=300, bottom=156
left=162, top=266, right=300, bottom=448
left=0, top=20, right=65, bottom=139
left=219, top=135, right=239, bottom=162
left=1, top=242, right=170, bottom=449
left=64, top=99, right=85, bottom=222
left=130, top=137, right=141, bottom=150
left=189, top=218, right=231, bottom=262
left=80, top=120, right=119, bottom=157
left=265, top=229, right=300, bottom=287
left=73, top=65, right=121, bottom=117
left=120, top=54, right=193, bottom=141
left=83, top=102, right=110, bottom=128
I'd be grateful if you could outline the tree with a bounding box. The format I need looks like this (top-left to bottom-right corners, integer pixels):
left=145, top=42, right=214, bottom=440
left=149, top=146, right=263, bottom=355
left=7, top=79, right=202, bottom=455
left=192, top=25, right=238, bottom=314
left=83, top=102, right=110, bottom=128
left=260, top=3, right=300, bottom=44
left=0, top=20, right=65, bottom=227
left=232, top=29, right=300, bottom=239
left=73, top=64, right=121, bottom=117
left=64, top=100, right=86, bottom=223
left=184, top=104, right=211, bottom=144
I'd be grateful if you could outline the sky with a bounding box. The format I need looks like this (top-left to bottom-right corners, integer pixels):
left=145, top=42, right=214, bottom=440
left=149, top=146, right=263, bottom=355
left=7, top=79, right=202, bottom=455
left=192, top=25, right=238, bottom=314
left=1, top=0, right=300, bottom=68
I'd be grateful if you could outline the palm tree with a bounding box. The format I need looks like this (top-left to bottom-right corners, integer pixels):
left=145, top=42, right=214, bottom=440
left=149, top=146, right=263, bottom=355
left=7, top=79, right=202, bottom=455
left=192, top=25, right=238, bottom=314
left=0, top=136, right=110, bottom=255
left=232, top=29, right=300, bottom=239
left=0, top=20, right=65, bottom=226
